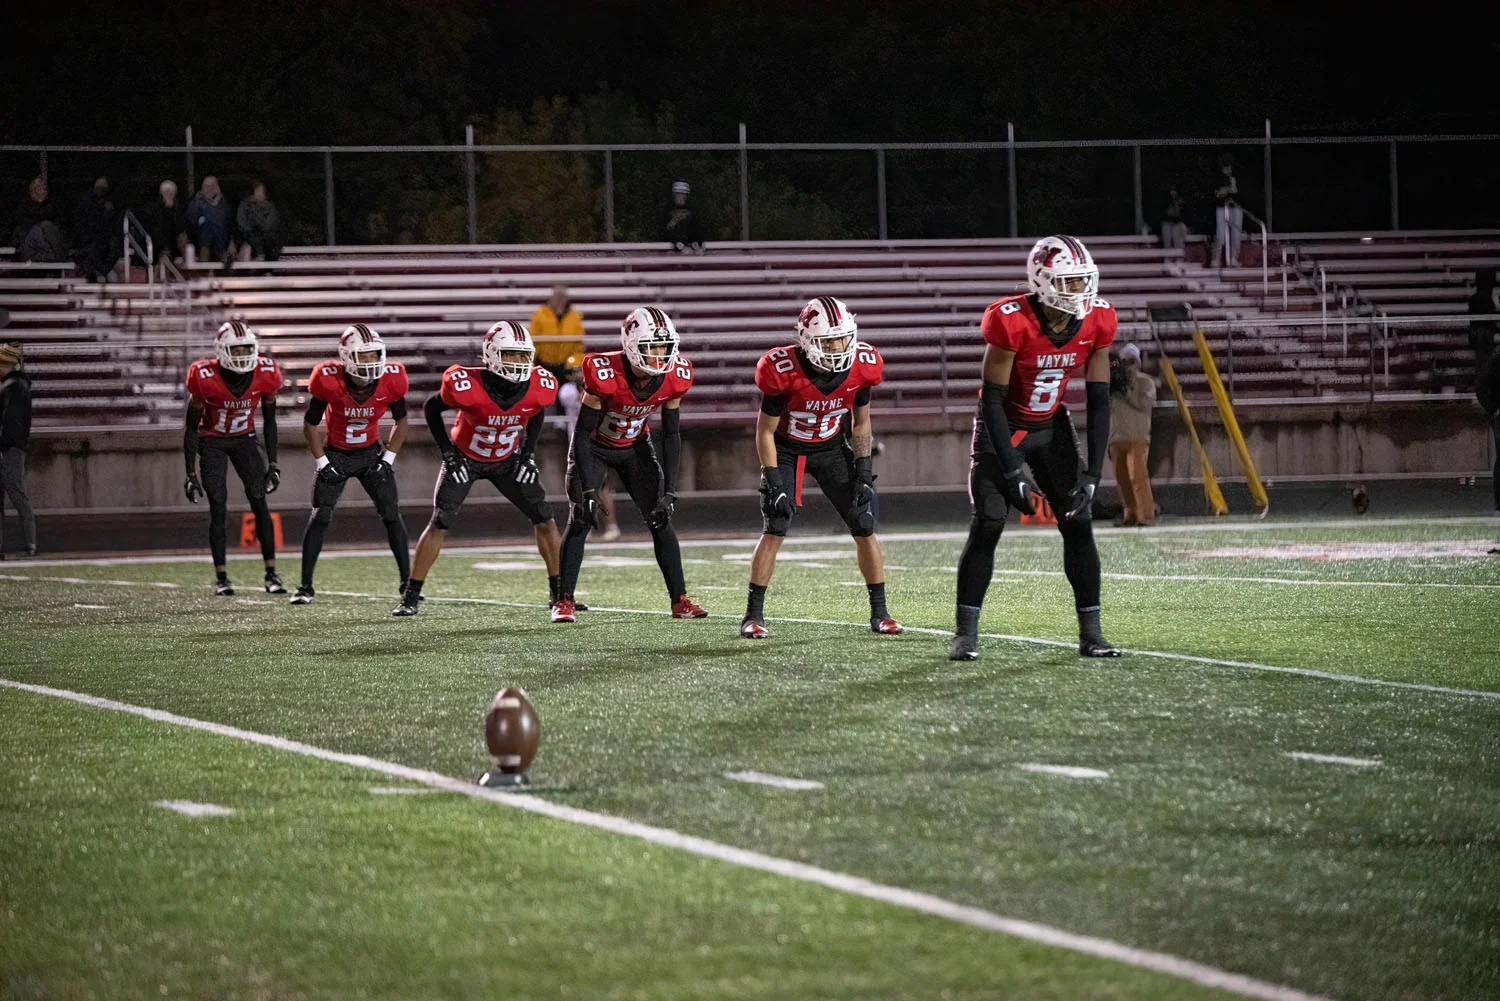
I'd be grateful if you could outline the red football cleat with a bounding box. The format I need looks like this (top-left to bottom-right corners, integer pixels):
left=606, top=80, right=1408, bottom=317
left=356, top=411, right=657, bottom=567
left=672, top=595, right=708, bottom=619
left=740, top=619, right=769, bottom=639
left=871, top=617, right=904, bottom=635
left=550, top=598, right=576, bottom=624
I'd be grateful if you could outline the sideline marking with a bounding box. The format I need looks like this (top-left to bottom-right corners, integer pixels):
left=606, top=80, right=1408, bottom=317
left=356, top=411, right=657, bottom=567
left=73, top=603, right=109, bottom=610
left=1285, top=752, right=1381, bottom=768
left=725, top=770, right=826, bottom=791
left=988, top=568, right=1500, bottom=591
left=0, top=678, right=1327, bottom=1001
left=17, top=516, right=1499, bottom=567
left=1018, top=764, right=1110, bottom=780
left=154, top=800, right=235, bottom=818
left=368, top=786, right=442, bottom=795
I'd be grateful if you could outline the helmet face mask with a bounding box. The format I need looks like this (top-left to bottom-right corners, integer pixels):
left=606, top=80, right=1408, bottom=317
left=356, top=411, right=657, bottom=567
left=215, top=321, right=259, bottom=374
left=1027, top=236, right=1099, bottom=319
left=338, top=324, right=387, bottom=382
left=621, top=307, right=679, bottom=376
left=796, top=296, right=858, bottom=372
left=482, top=321, right=535, bottom=382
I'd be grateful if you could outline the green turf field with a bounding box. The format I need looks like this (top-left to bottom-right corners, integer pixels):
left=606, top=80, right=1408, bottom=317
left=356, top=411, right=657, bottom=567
left=3, top=517, right=1499, bottom=1000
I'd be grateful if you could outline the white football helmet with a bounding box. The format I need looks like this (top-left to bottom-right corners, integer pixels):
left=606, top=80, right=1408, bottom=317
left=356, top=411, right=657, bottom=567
left=482, top=320, right=535, bottom=382
left=214, top=320, right=259, bottom=374
left=621, top=306, right=680, bottom=375
left=338, top=324, right=387, bottom=381
left=1027, top=235, right=1099, bottom=319
left=796, top=296, right=858, bottom=372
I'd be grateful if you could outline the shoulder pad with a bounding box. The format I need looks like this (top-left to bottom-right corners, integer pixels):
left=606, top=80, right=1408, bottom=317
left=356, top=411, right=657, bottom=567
left=582, top=353, right=619, bottom=398
left=532, top=366, right=560, bottom=404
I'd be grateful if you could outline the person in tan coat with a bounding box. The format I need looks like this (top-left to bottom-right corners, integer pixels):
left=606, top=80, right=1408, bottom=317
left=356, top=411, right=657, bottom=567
left=1108, top=343, right=1157, bottom=526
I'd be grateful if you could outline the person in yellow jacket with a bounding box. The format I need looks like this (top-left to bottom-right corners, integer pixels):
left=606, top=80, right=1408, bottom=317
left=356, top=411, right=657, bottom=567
left=530, top=285, right=585, bottom=376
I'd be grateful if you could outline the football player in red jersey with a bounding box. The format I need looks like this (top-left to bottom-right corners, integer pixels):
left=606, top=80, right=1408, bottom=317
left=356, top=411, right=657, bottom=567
left=740, top=296, right=903, bottom=638
left=950, top=235, right=1121, bottom=661
left=551, top=306, right=707, bottom=622
left=183, top=321, right=286, bottom=595
left=289, top=324, right=410, bottom=604
left=394, top=321, right=563, bottom=616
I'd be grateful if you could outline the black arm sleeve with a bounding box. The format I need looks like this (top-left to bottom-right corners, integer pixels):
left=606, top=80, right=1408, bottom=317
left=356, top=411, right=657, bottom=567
left=424, top=393, right=454, bottom=453
left=303, top=398, right=328, bottom=426
left=1084, top=380, right=1110, bottom=477
left=658, top=407, right=682, bottom=495
left=183, top=402, right=200, bottom=473
left=759, top=393, right=786, bottom=417
left=520, top=411, right=545, bottom=459
left=979, top=383, right=1024, bottom=472
left=570, top=405, right=603, bottom=492
left=389, top=396, right=409, bottom=422
left=853, top=386, right=871, bottom=407
left=260, top=396, right=279, bottom=464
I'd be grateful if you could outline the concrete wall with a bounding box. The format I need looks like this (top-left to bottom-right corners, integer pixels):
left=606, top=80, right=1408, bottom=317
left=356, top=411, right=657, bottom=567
left=22, top=398, right=1496, bottom=514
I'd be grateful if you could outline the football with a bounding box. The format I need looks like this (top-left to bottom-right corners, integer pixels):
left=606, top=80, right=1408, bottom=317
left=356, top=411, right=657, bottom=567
left=484, top=687, right=541, bottom=774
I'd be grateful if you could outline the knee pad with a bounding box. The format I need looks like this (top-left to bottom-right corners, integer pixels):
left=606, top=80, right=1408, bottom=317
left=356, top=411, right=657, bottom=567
left=565, top=506, right=594, bottom=537
left=845, top=506, right=876, bottom=537
left=978, top=492, right=1009, bottom=526
left=310, top=505, right=335, bottom=528
left=429, top=509, right=454, bottom=532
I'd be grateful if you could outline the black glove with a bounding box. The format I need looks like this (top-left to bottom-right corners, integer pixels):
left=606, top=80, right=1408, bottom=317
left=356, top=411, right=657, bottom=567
left=442, top=450, right=470, bottom=485
left=761, top=466, right=794, bottom=520
left=184, top=470, right=203, bottom=504
left=315, top=457, right=343, bottom=485
left=373, top=449, right=397, bottom=482
left=513, top=454, right=539, bottom=486
left=576, top=489, right=602, bottom=530
left=649, top=491, right=677, bottom=529
left=1063, top=471, right=1100, bottom=521
left=1000, top=465, right=1039, bottom=516
left=264, top=463, right=280, bottom=494
left=853, top=456, right=876, bottom=508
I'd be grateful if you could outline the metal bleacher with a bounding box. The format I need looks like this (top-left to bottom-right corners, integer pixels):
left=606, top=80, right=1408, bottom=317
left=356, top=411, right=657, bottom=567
left=2, top=231, right=1493, bottom=429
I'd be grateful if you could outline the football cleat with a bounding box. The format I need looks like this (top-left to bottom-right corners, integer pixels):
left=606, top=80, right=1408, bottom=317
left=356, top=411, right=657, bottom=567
left=600, top=524, right=622, bottom=542
left=871, top=617, right=904, bottom=635
left=740, top=618, right=769, bottom=640
left=1079, top=634, right=1121, bottom=658
left=398, top=579, right=425, bottom=601
left=392, top=596, right=420, bottom=617
left=214, top=575, right=234, bottom=597
left=672, top=596, right=708, bottom=619
left=550, top=598, right=576, bottom=623
left=263, top=570, right=286, bottom=595
left=948, top=634, right=979, bottom=661
left=289, top=586, right=315, bottom=605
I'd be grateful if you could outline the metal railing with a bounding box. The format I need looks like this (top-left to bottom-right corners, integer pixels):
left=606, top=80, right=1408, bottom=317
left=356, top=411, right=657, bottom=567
left=9, top=124, right=1500, bottom=245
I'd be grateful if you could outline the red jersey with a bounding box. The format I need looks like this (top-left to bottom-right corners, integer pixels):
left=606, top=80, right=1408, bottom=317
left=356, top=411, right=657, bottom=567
left=440, top=364, right=559, bottom=462
left=185, top=356, right=283, bottom=438
left=307, top=360, right=410, bottom=451
left=582, top=350, right=693, bottom=448
left=755, top=343, right=883, bottom=447
left=981, top=294, right=1116, bottom=426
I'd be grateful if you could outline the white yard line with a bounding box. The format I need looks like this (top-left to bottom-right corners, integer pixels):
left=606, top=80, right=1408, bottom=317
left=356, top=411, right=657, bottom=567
left=0, top=677, right=1327, bottom=1001
left=153, top=800, right=235, bottom=817
left=991, top=568, right=1500, bottom=591
left=1017, top=764, right=1110, bottom=780
left=72, top=603, right=109, bottom=609
left=368, top=786, right=443, bottom=795
left=16, top=515, right=1500, bottom=567
left=1285, top=752, right=1382, bottom=768
left=725, top=770, right=826, bottom=791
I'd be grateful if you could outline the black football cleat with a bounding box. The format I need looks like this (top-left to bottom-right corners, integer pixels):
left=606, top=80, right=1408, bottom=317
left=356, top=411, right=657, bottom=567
left=392, top=595, right=420, bottom=617
left=397, top=579, right=425, bottom=601
left=289, top=586, right=315, bottom=606
left=214, top=574, right=235, bottom=597
left=949, top=633, right=979, bottom=661
left=263, top=570, right=286, bottom=595
left=1079, top=634, right=1122, bottom=658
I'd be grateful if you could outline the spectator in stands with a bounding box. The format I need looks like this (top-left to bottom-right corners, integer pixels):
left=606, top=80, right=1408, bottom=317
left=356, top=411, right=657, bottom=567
left=663, top=180, right=704, bottom=253
left=72, top=176, right=120, bottom=282
left=142, top=180, right=188, bottom=268
left=10, top=176, right=67, bottom=263
left=530, top=285, right=585, bottom=379
left=236, top=181, right=283, bottom=261
left=1479, top=343, right=1500, bottom=553
left=187, top=175, right=235, bottom=264
left=0, top=328, right=35, bottom=559
left=1108, top=344, right=1157, bottom=527
left=1210, top=156, right=1242, bottom=269
left=1160, top=187, right=1187, bottom=250
left=1467, top=269, right=1499, bottom=371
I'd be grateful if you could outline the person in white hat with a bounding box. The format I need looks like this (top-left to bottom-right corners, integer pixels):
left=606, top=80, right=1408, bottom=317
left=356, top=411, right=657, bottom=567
left=662, top=179, right=704, bottom=252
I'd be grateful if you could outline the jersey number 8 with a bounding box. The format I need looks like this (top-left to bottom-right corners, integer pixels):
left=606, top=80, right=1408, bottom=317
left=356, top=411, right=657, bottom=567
left=1027, top=369, right=1066, bottom=412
